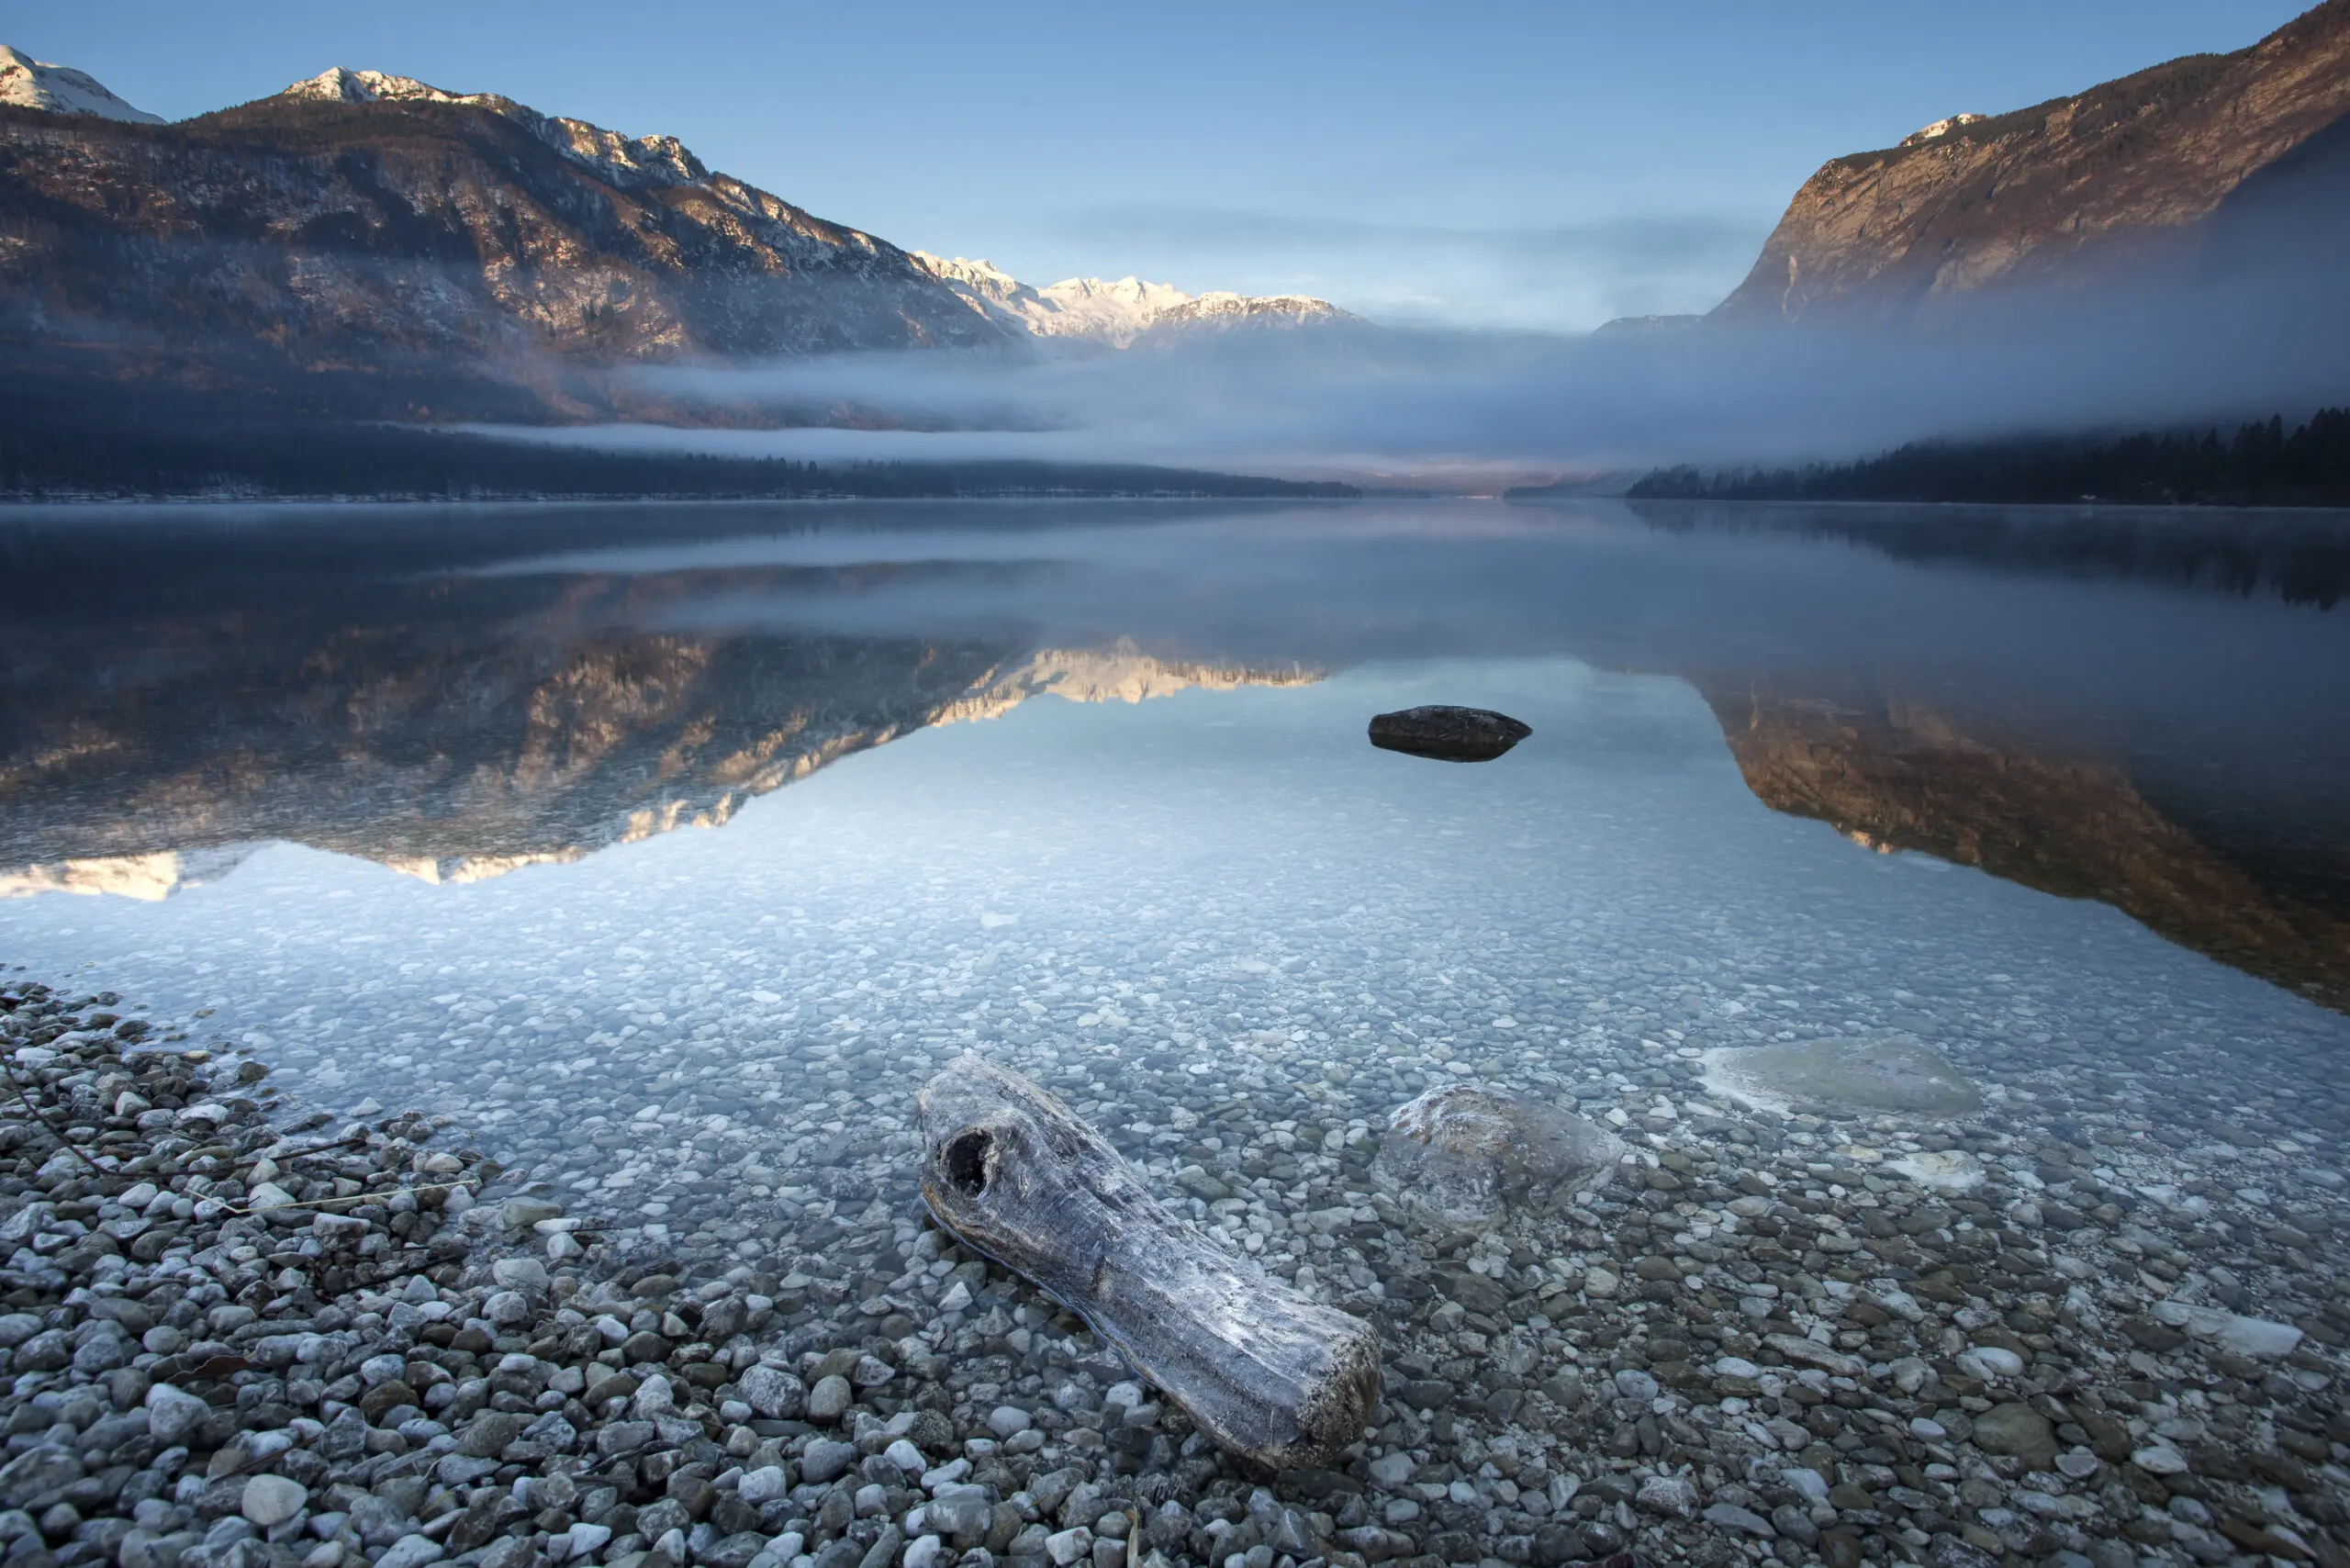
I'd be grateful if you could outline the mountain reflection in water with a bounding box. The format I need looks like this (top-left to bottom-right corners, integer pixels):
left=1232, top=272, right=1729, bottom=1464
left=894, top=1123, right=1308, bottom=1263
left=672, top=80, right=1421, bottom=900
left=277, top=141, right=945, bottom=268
left=1, top=497, right=2344, bottom=1008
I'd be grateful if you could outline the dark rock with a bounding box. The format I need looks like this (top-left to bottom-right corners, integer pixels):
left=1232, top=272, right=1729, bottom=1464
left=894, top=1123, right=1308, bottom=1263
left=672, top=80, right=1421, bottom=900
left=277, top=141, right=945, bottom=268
left=1367, top=706, right=1532, bottom=762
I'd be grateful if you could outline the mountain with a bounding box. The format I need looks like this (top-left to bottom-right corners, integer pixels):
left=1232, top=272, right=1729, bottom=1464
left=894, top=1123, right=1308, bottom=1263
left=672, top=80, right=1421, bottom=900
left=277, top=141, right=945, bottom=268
left=0, top=53, right=1360, bottom=422
left=0, top=46, right=159, bottom=123
left=911, top=252, right=1353, bottom=347
left=1711, top=0, right=2350, bottom=323
left=0, top=62, right=1012, bottom=419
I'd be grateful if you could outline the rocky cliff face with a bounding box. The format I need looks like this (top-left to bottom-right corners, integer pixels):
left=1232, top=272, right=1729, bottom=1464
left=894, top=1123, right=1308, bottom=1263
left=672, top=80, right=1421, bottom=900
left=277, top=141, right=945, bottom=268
left=0, top=73, right=1007, bottom=415
left=1700, top=678, right=2350, bottom=1012
left=1712, top=0, right=2350, bottom=323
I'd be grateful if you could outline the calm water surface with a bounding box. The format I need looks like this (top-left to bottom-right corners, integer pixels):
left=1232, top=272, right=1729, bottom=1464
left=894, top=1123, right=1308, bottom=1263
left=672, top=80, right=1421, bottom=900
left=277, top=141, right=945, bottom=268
left=1, top=497, right=2347, bottom=1265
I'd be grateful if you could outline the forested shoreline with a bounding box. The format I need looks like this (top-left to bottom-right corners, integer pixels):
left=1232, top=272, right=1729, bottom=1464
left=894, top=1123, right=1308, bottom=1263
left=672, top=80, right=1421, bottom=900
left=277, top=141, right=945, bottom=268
left=1628, top=410, right=2350, bottom=507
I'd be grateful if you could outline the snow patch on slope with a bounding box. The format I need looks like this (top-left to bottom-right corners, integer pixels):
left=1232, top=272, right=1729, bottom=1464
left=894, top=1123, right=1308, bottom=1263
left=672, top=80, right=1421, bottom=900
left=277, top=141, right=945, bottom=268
left=1899, top=113, right=1986, bottom=148
left=0, top=46, right=162, bottom=123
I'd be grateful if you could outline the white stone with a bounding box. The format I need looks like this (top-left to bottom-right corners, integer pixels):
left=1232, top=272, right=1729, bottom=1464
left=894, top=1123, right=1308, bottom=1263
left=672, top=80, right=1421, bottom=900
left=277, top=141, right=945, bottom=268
left=738, top=1466, right=789, bottom=1504
left=2149, top=1301, right=2302, bottom=1360
left=241, top=1474, right=308, bottom=1528
left=1957, top=1346, right=2026, bottom=1381
left=1890, top=1151, right=1984, bottom=1193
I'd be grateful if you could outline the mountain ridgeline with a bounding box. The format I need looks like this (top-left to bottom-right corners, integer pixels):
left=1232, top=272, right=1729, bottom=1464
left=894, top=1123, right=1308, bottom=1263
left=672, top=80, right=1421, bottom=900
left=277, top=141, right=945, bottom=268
left=0, top=63, right=1352, bottom=435
left=1711, top=0, right=2350, bottom=324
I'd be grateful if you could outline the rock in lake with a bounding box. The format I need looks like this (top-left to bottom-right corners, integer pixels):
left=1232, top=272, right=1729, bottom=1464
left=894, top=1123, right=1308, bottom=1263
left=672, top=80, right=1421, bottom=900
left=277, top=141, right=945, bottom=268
left=1367, top=705, right=1531, bottom=761
left=1370, top=1081, right=1620, bottom=1227
left=1699, top=1035, right=1981, bottom=1118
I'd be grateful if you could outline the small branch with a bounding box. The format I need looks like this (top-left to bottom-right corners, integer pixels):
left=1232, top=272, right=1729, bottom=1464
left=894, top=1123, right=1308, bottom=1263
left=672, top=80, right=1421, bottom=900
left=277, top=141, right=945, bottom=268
left=0, top=1058, right=105, bottom=1175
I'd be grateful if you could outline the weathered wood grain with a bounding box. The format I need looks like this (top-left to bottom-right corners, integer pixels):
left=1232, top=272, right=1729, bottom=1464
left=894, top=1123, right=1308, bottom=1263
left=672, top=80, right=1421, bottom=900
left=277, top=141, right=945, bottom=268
left=917, top=1054, right=1380, bottom=1471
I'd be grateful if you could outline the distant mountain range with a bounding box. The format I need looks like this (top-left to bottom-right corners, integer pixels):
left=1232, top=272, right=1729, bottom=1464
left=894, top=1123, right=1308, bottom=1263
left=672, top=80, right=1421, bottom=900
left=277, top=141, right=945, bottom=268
left=1709, top=0, right=2350, bottom=324
left=8, top=0, right=2350, bottom=430
left=910, top=253, right=1355, bottom=347
left=0, top=58, right=1351, bottom=421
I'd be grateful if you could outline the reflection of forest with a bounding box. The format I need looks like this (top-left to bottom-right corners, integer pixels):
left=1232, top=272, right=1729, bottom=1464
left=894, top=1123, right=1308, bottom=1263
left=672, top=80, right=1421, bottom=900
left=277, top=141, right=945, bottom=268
left=1623, top=499, right=2350, bottom=609
left=1698, top=678, right=2350, bottom=1014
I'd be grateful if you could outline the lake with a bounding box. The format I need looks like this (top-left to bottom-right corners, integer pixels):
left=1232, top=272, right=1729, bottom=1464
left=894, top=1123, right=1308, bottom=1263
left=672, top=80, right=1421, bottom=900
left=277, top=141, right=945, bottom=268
left=3, top=496, right=2348, bottom=1563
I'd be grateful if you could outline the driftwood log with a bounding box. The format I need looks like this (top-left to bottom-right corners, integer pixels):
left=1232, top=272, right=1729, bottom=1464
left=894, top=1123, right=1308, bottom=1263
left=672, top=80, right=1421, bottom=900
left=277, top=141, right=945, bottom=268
left=1367, top=704, right=1531, bottom=761
left=918, top=1055, right=1380, bottom=1471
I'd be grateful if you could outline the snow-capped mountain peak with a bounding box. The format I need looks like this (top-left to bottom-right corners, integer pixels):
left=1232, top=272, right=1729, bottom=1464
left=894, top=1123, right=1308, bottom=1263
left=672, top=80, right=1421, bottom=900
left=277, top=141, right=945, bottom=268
left=911, top=252, right=1350, bottom=346
left=282, top=67, right=502, bottom=108
left=0, top=46, right=162, bottom=123
left=275, top=68, right=709, bottom=186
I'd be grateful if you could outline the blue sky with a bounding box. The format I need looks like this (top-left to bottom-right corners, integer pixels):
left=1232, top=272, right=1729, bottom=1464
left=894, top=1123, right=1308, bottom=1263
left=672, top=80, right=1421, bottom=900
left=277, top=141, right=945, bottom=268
left=24, top=1, right=2311, bottom=330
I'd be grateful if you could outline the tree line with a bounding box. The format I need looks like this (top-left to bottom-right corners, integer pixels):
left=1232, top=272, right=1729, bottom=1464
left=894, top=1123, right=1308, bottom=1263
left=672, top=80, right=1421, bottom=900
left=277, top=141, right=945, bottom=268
left=0, top=391, right=1354, bottom=502
left=1629, top=409, right=2350, bottom=507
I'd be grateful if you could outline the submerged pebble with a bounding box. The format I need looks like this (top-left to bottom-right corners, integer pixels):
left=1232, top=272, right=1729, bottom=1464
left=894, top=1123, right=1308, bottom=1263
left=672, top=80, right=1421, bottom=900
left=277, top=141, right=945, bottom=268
left=2, top=667, right=2348, bottom=1568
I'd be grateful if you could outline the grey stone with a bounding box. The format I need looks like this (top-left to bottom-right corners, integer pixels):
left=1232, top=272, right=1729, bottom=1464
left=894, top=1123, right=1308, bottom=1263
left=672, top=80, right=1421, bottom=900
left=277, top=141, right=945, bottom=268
left=1702, top=1503, right=1774, bottom=1538
left=737, top=1365, right=804, bottom=1420
left=800, top=1439, right=857, bottom=1484
left=142, top=1385, right=209, bottom=1448
left=1700, top=1036, right=1981, bottom=1117
left=375, top=1534, right=446, bottom=1568
left=1972, top=1405, right=2058, bottom=1471
left=806, top=1374, right=853, bottom=1422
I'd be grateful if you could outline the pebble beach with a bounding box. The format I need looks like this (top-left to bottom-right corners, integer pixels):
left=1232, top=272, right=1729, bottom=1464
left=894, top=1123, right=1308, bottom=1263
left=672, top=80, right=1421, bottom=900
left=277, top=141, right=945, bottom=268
left=4, top=963, right=2346, bottom=1568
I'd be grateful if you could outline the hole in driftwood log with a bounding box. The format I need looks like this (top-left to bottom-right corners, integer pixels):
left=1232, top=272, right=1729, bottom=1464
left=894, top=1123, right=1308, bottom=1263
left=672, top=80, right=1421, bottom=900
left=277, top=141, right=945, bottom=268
left=945, top=1129, right=991, bottom=1195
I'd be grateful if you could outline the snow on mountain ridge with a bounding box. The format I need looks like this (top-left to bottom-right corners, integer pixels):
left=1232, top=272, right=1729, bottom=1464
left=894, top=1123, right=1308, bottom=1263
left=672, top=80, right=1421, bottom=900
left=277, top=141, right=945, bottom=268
left=278, top=66, right=711, bottom=187
left=911, top=252, right=1349, bottom=346
left=1898, top=113, right=1986, bottom=148
left=0, top=46, right=162, bottom=124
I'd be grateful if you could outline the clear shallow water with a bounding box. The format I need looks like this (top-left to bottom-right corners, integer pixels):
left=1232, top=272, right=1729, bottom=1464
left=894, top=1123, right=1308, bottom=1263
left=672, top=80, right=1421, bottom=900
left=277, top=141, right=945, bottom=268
left=1, top=498, right=2347, bottom=1260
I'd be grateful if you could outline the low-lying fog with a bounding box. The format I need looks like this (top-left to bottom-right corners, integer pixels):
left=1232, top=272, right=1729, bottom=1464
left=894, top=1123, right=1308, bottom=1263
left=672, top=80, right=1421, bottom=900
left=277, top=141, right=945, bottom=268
left=478, top=264, right=2350, bottom=484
